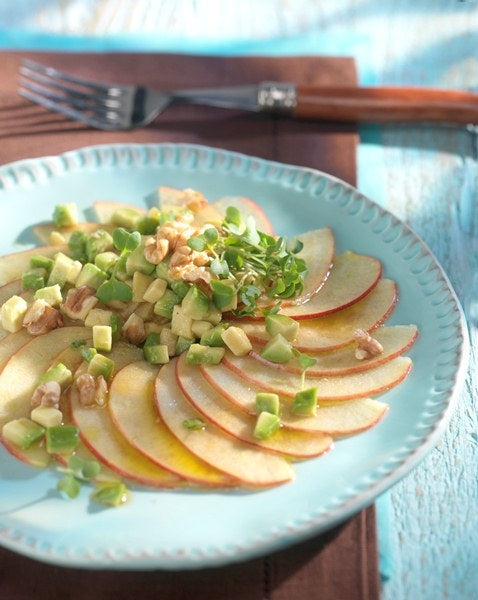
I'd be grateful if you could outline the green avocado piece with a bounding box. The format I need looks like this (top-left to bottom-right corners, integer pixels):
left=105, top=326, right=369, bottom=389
left=186, top=344, right=225, bottom=365
left=181, top=285, right=211, bottom=320
left=260, top=333, right=294, bottom=364
left=291, top=387, right=318, bottom=417
left=265, top=313, right=299, bottom=341
left=253, top=411, right=281, bottom=439
left=2, top=418, right=45, bottom=450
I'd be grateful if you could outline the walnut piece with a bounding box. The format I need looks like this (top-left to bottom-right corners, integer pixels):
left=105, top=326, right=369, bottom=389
left=31, top=380, right=61, bottom=409
left=60, top=286, right=98, bottom=321
left=23, top=299, right=63, bottom=335
left=354, top=328, right=384, bottom=360
left=76, top=373, right=108, bottom=407
left=122, top=312, right=146, bottom=345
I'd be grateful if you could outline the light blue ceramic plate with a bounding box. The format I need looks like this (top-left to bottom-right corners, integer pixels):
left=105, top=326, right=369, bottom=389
left=0, top=143, right=469, bottom=570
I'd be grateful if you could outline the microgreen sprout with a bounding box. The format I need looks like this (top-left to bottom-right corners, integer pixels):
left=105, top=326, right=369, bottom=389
left=293, top=349, right=318, bottom=389
left=57, top=455, right=101, bottom=499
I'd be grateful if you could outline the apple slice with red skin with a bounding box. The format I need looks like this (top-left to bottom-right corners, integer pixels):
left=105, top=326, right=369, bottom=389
left=183, top=361, right=388, bottom=435
left=108, top=360, right=234, bottom=488
left=0, top=245, right=68, bottom=286
left=233, top=251, right=382, bottom=322
left=0, top=326, right=89, bottom=467
left=203, top=354, right=412, bottom=401
left=250, top=325, right=418, bottom=376
left=176, top=354, right=333, bottom=459
left=238, top=279, right=397, bottom=352
left=70, top=350, right=183, bottom=489
left=33, top=222, right=115, bottom=245
left=156, top=359, right=294, bottom=487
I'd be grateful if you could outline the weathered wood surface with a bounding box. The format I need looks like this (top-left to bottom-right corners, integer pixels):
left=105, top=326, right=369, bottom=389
left=1, top=1, right=478, bottom=598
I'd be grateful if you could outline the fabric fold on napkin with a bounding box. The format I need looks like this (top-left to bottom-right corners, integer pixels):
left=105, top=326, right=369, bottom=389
left=0, top=51, right=381, bottom=600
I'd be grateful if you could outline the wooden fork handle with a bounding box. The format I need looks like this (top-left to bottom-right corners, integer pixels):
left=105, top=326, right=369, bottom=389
left=293, top=86, right=478, bottom=124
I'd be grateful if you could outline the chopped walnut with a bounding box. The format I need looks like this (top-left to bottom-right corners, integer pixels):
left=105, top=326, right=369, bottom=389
left=354, top=329, right=384, bottom=360
left=143, top=216, right=202, bottom=265
left=23, top=300, right=63, bottom=335
left=122, top=312, right=146, bottom=345
left=144, top=236, right=169, bottom=264
left=76, top=373, right=108, bottom=407
left=60, top=286, right=98, bottom=320
left=31, top=380, right=61, bottom=409
left=181, top=266, right=213, bottom=287
left=183, top=188, right=208, bottom=212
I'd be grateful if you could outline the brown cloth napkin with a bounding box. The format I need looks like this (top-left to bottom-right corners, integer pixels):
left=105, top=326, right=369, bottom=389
left=0, top=52, right=380, bottom=600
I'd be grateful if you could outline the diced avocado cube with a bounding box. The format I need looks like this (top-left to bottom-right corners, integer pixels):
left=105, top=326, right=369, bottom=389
left=53, top=203, right=78, bottom=227
left=143, top=344, right=170, bottom=364
left=260, top=333, right=294, bottom=364
left=110, top=207, right=141, bottom=228
left=0, top=295, right=28, bottom=333
left=46, top=424, right=79, bottom=454
left=186, top=344, right=225, bottom=365
left=91, top=481, right=129, bottom=507
left=111, top=253, right=129, bottom=281
left=22, top=268, right=47, bottom=291
left=143, top=278, right=167, bottom=303
left=291, top=387, right=318, bottom=417
left=34, top=283, right=63, bottom=307
left=47, top=252, right=77, bottom=287
left=221, top=326, right=252, bottom=356
left=75, top=263, right=108, bottom=290
left=200, top=323, right=228, bottom=347
left=136, top=214, right=160, bottom=235
left=255, top=392, right=280, bottom=416
left=253, top=411, right=281, bottom=439
left=155, top=260, right=173, bottom=284
left=171, top=305, right=193, bottom=338
left=84, top=307, right=113, bottom=328
left=93, top=325, right=112, bottom=352
left=30, top=255, right=54, bottom=271
left=191, top=320, right=213, bottom=338
left=170, top=280, right=190, bottom=301
left=181, top=285, right=211, bottom=320
left=158, top=327, right=178, bottom=356
left=31, top=406, right=63, bottom=428
left=87, top=353, right=115, bottom=380
left=2, top=418, right=45, bottom=449
left=94, top=251, right=119, bottom=275
left=49, top=231, right=66, bottom=245
left=132, top=271, right=154, bottom=302
left=144, top=331, right=161, bottom=346
left=68, top=230, right=88, bottom=262
left=125, top=244, right=155, bottom=276
left=86, top=229, right=114, bottom=262
left=175, top=335, right=194, bottom=355
left=154, top=289, right=180, bottom=320
left=80, top=347, right=97, bottom=363
left=204, top=304, right=222, bottom=326
left=38, top=362, right=73, bottom=389
left=265, top=314, right=300, bottom=341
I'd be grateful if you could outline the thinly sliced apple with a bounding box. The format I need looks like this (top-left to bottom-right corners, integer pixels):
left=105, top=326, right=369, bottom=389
left=0, top=327, right=89, bottom=467
left=233, top=251, right=382, bottom=321
left=282, top=228, right=334, bottom=306
left=92, top=201, right=146, bottom=224
left=176, top=354, right=333, bottom=459
left=156, top=360, right=294, bottom=487
left=238, top=279, right=397, bottom=352
left=250, top=325, right=418, bottom=376
left=212, top=196, right=275, bottom=235
left=0, top=245, right=68, bottom=286
left=0, top=279, right=23, bottom=305
left=33, top=222, right=115, bottom=245
left=204, top=354, right=412, bottom=401
left=0, top=326, right=88, bottom=428
left=70, top=349, right=182, bottom=489
left=109, top=360, right=233, bottom=487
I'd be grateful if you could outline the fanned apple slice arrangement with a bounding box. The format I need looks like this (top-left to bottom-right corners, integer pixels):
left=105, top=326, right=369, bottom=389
left=0, top=186, right=418, bottom=500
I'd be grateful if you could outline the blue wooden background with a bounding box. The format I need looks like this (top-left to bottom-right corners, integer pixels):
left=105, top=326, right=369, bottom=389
left=1, top=1, right=477, bottom=597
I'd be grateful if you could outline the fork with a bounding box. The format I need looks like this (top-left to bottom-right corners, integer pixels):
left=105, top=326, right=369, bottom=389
left=19, top=59, right=478, bottom=131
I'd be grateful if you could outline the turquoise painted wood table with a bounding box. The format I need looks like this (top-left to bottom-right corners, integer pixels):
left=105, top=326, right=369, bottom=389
left=1, top=1, right=477, bottom=598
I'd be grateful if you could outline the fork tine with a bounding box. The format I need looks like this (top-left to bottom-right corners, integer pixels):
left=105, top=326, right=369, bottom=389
left=19, top=67, right=117, bottom=106
left=19, top=75, right=123, bottom=110
left=18, top=88, right=122, bottom=130
left=21, top=59, right=115, bottom=94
